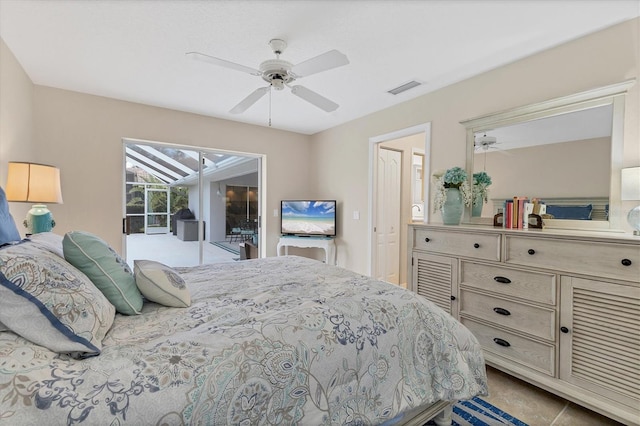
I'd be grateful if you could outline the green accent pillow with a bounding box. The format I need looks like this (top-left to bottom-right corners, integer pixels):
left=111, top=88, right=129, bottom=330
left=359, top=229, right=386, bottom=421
left=134, top=260, right=191, bottom=308
left=63, top=231, right=142, bottom=315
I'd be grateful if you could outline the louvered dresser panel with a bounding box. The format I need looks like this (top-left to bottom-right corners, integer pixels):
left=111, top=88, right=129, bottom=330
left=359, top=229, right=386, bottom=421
left=411, top=252, right=457, bottom=315
left=560, top=276, right=640, bottom=412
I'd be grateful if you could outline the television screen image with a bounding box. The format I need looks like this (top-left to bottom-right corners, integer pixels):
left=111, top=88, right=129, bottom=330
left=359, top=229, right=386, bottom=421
left=281, top=200, right=336, bottom=237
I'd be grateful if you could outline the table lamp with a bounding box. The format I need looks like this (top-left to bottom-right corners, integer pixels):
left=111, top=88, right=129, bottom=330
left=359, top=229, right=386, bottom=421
left=621, top=166, right=640, bottom=236
left=5, top=162, right=63, bottom=234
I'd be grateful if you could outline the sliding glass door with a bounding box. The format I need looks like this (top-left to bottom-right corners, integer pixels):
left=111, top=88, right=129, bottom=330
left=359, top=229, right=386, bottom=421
left=122, top=139, right=263, bottom=268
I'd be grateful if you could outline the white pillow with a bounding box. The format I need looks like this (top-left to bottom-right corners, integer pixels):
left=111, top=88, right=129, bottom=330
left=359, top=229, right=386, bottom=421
left=134, top=260, right=191, bottom=308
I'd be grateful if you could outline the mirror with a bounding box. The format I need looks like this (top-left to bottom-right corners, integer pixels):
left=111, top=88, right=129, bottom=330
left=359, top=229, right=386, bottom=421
left=461, top=80, right=635, bottom=231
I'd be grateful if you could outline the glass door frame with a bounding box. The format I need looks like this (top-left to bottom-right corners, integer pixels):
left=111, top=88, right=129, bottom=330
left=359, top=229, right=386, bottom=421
left=122, top=137, right=266, bottom=266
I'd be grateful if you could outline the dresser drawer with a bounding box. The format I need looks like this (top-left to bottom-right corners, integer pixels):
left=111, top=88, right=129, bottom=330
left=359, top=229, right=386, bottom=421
left=505, top=236, right=640, bottom=282
left=461, top=317, right=555, bottom=376
left=460, top=289, right=555, bottom=340
left=460, top=261, right=556, bottom=305
left=413, top=228, right=500, bottom=261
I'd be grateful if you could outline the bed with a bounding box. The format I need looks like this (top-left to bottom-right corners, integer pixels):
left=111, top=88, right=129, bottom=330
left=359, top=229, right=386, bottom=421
left=0, top=232, right=487, bottom=425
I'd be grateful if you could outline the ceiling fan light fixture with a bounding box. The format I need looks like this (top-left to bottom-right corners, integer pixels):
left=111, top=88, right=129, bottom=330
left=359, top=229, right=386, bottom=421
left=271, top=76, right=285, bottom=90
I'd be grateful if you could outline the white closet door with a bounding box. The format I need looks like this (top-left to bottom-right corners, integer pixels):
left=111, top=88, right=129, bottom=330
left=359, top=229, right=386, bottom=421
left=375, top=147, right=401, bottom=284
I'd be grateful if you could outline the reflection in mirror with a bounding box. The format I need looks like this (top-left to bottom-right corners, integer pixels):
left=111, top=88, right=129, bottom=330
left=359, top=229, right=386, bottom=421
left=472, top=104, right=612, bottom=221
left=461, top=80, right=635, bottom=231
left=411, top=152, right=425, bottom=220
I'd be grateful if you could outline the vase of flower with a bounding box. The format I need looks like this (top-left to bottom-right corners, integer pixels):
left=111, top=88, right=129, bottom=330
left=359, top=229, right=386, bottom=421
left=433, top=166, right=472, bottom=225
left=472, top=192, right=484, bottom=217
left=472, top=171, right=492, bottom=217
left=442, top=187, right=464, bottom=225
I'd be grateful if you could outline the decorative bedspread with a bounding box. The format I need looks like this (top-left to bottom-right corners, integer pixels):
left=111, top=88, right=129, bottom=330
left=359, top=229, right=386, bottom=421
left=0, top=256, right=487, bottom=425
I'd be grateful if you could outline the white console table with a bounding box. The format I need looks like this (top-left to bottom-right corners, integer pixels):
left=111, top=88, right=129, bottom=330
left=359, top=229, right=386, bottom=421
left=277, top=236, right=336, bottom=265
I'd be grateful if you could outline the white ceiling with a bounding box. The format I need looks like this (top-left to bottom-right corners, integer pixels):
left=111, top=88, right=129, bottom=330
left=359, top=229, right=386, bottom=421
left=1, top=0, right=638, bottom=135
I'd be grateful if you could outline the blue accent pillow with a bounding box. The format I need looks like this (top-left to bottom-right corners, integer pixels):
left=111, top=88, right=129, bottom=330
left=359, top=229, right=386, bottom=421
left=0, top=187, right=21, bottom=245
left=545, top=204, right=593, bottom=220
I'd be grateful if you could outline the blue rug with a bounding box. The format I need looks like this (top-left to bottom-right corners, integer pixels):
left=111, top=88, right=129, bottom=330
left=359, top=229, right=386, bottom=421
left=426, top=397, right=528, bottom=426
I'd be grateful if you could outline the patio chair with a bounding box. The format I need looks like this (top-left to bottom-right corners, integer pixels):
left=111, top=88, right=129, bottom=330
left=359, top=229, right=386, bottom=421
left=228, top=227, right=242, bottom=242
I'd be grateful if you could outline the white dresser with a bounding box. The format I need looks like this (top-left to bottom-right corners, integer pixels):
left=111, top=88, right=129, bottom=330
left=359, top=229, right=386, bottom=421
left=408, top=224, right=640, bottom=425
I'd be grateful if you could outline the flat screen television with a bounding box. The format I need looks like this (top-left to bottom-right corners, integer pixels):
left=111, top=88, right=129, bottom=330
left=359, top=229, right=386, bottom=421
left=280, top=200, right=336, bottom=237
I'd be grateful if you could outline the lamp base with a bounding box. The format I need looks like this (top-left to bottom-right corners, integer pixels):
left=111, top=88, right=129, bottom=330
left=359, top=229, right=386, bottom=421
left=627, top=205, right=640, bottom=236
left=24, top=204, right=56, bottom=234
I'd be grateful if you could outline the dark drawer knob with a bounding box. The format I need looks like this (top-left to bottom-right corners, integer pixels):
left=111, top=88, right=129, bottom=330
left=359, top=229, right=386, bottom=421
left=560, top=326, right=569, bottom=334
left=527, top=249, right=536, bottom=255
left=494, top=276, right=511, bottom=284
left=493, top=307, right=511, bottom=316
left=450, top=295, right=456, bottom=301
left=621, top=258, right=632, bottom=266
left=493, top=338, right=511, bottom=347
left=473, top=243, right=480, bottom=248
left=424, top=237, right=430, bottom=243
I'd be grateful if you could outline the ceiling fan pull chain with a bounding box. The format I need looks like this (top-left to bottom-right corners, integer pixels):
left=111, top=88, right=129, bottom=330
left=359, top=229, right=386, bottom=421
left=268, top=86, right=272, bottom=127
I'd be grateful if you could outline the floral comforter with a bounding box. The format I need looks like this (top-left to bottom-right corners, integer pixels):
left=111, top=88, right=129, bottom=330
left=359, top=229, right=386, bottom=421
left=0, top=256, right=487, bottom=425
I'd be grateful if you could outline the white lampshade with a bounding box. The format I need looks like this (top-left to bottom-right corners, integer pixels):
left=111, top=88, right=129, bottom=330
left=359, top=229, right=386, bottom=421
left=621, top=167, right=640, bottom=201
left=5, top=162, right=63, bottom=204
left=5, top=162, right=63, bottom=234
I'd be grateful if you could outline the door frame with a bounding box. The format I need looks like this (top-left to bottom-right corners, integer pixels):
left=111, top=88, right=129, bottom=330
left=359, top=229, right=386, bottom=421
left=368, top=122, right=432, bottom=278
left=121, top=137, right=267, bottom=263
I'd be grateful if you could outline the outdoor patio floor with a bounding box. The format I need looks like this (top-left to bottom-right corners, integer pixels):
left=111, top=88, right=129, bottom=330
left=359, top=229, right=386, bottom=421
left=125, top=233, right=238, bottom=268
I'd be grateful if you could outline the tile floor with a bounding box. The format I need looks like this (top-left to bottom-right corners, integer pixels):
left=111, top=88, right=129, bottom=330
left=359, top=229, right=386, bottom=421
left=484, top=366, right=625, bottom=426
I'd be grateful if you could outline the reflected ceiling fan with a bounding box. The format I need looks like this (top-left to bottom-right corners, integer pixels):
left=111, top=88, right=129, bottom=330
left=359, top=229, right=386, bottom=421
left=474, top=134, right=501, bottom=152
left=187, top=39, right=349, bottom=114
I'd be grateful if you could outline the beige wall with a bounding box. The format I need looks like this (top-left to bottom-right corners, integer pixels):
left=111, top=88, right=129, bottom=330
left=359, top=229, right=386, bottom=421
left=30, top=86, right=312, bottom=253
left=0, top=38, right=36, bottom=224
left=311, top=18, right=639, bottom=275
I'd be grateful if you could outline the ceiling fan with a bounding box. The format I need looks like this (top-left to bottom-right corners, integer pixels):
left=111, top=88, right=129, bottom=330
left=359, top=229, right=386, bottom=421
left=474, top=134, right=499, bottom=152
left=187, top=39, right=349, bottom=114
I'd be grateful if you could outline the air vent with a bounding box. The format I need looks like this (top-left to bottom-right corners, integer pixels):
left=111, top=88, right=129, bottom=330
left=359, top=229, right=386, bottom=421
left=387, top=80, right=423, bottom=95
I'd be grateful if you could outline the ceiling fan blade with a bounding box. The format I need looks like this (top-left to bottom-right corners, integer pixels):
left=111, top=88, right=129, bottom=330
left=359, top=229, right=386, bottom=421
left=290, top=50, right=349, bottom=78
left=186, top=52, right=261, bottom=76
left=290, top=85, right=339, bottom=112
left=230, top=87, right=270, bottom=114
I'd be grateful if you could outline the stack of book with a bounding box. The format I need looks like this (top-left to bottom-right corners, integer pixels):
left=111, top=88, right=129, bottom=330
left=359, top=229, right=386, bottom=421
left=503, top=197, right=545, bottom=229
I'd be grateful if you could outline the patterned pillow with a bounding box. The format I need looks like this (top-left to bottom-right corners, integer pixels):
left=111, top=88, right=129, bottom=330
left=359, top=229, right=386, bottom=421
left=0, top=241, right=115, bottom=357
left=63, top=231, right=143, bottom=315
left=134, top=260, right=191, bottom=308
left=28, top=232, right=64, bottom=257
